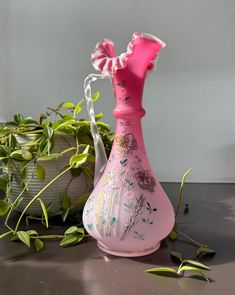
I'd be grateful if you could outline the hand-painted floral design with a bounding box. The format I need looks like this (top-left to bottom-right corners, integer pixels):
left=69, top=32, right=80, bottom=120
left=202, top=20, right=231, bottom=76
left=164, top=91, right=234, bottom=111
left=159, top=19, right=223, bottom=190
left=115, top=133, right=137, bottom=156
left=134, top=169, right=156, bottom=192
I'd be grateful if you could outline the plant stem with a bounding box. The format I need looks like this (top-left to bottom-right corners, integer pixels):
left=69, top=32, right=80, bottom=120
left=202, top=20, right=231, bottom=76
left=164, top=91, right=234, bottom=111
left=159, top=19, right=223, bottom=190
left=31, top=235, right=65, bottom=239
left=175, top=168, right=192, bottom=218
left=5, top=164, right=36, bottom=230
left=176, top=229, right=208, bottom=248
left=14, top=166, right=71, bottom=234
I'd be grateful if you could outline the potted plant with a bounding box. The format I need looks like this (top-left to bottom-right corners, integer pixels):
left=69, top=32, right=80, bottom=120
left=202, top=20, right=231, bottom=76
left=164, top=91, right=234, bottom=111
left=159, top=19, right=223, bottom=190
left=0, top=92, right=114, bottom=250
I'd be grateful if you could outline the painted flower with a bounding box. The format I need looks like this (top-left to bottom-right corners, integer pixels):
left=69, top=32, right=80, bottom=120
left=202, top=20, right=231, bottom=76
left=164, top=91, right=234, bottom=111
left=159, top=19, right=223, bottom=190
left=134, top=169, right=156, bottom=192
left=115, top=133, right=137, bottom=156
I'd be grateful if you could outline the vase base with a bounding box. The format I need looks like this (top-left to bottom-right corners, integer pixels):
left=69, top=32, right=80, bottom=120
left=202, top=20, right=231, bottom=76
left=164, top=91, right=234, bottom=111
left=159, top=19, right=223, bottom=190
left=97, top=241, right=161, bottom=257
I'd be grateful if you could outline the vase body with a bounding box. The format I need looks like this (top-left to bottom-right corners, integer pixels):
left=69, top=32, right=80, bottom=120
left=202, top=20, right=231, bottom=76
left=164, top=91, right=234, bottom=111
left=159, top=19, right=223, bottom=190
left=83, top=33, right=175, bottom=257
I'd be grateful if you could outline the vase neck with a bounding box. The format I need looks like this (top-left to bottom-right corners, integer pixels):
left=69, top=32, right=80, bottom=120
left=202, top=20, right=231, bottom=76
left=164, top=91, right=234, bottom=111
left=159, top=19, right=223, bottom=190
left=112, top=70, right=146, bottom=119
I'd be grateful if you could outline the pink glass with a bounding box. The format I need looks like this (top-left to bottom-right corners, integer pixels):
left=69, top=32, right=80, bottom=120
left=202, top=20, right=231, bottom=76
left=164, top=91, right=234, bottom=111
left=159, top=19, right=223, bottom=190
left=83, top=33, right=175, bottom=257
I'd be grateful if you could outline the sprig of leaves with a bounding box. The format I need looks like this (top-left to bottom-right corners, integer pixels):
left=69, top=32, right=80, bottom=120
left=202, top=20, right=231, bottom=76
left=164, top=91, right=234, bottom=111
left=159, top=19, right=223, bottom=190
left=145, top=251, right=211, bottom=282
left=145, top=168, right=216, bottom=282
left=0, top=93, right=113, bottom=251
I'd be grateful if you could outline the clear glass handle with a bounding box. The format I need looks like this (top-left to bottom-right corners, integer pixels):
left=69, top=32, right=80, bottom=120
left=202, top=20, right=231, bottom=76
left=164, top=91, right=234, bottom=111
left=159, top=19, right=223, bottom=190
left=84, top=73, right=109, bottom=186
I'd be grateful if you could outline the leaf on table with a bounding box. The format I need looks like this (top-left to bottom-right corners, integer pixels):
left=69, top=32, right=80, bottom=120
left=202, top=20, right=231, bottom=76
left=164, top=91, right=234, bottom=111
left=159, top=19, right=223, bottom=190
left=183, top=260, right=210, bottom=270
left=17, top=231, right=31, bottom=248
left=178, top=265, right=210, bottom=282
left=197, top=246, right=216, bottom=257
left=60, top=234, right=84, bottom=248
left=34, top=239, right=44, bottom=252
left=145, top=267, right=180, bottom=277
left=65, top=226, right=79, bottom=235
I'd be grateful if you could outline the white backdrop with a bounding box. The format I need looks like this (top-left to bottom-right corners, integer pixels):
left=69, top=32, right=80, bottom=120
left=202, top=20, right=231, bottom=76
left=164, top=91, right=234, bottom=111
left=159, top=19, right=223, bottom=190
left=0, top=0, right=235, bottom=182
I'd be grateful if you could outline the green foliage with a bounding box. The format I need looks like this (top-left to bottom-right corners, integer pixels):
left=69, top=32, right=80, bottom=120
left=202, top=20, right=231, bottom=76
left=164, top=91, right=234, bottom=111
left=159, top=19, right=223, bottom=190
left=17, top=231, right=31, bottom=248
left=145, top=254, right=211, bottom=282
left=0, top=200, right=10, bottom=216
left=35, top=238, right=44, bottom=252
left=36, top=164, right=46, bottom=180
left=0, top=93, right=113, bottom=252
left=60, top=226, right=85, bottom=248
left=38, top=198, right=49, bottom=228
left=145, top=169, right=216, bottom=283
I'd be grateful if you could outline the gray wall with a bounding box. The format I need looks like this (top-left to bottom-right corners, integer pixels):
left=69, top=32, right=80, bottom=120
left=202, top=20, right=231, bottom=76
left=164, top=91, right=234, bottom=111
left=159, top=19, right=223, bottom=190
left=0, top=0, right=235, bottom=182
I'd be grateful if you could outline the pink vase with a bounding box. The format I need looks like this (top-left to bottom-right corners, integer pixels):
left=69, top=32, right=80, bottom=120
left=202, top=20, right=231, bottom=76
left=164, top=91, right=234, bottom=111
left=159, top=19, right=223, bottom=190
left=83, top=33, right=175, bottom=257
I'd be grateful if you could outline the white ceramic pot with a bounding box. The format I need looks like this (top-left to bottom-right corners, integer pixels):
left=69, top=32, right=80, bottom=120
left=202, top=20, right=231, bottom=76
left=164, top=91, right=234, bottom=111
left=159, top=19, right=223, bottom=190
left=8, top=134, right=93, bottom=215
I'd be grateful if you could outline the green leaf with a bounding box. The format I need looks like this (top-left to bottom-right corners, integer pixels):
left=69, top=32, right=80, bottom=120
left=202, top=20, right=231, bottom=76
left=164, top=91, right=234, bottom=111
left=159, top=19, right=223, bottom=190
left=76, top=227, right=85, bottom=234
left=17, top=231, right=30, bottom=248
left=197, top=246, right=216, bottom=256
left=10, top=235, right=19, bottom=241
left=34, top=238, right=44, bottom=252
left=27, top=230, right=38, bottom=236
left=69, top=153, right=89, bottom=167
left=178, top=266, right=209, bottom=282
left=62, top=194, right=71, bottom=209
left=60, top=234, right=78, bottom=247
left=183, top=260, right=210, bottom=270
left=64, top=226, right=85, bottom=236
left=92, top=91, right=100, bottom=102
left=21, top=166, right=28, bottom=182
left=169, top=230, right=177, bottom=240
left=0, top=200, right=10, bottom=216
left=20, top=118, right=38, bottom=125
left=38, top=154, right=61, bottom=161
left=20, top=141, right=39, bottom=147
left=36, top=164, right=46, bottom=180
left=0, top=156, right=8, bottom=161
left=38, top=198, right=49, bottom=228
left=175, top=168, right=192, bottom=218
left=95, top=112, right=103, bottom=121
left=10, top=149, right=32, bottom=161
left=76, top=125, right=91, bottom=137
left=0, top=145, right=11, bottom=156
left=22, top=150, right=33, bottom=161
left=43, top=126, right=54, bottom=138
left=4, top=121, right=19, bottom=128
left=74, top=100, right=83, bottom=117
left=82, top=145, right=90, bottom=154
left=145, top=267, right=179, bottom=276
left=14, top=113, right=24, bottom=124
left=0, top=174, right=9, bottom=191
left=65, top=226, right=79, bottom=235
left=170, top=251, right=183, bottom=261
left=62, top=208, right=70, bottom=222
left=39, top=139, right=49, bottom=155
left=62, top=102, right=75, bottom=108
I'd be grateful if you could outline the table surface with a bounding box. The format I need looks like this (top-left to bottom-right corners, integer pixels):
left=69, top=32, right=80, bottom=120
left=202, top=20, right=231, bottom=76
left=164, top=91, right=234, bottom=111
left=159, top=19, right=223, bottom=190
left=0, top=183, right=234, bottom=295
